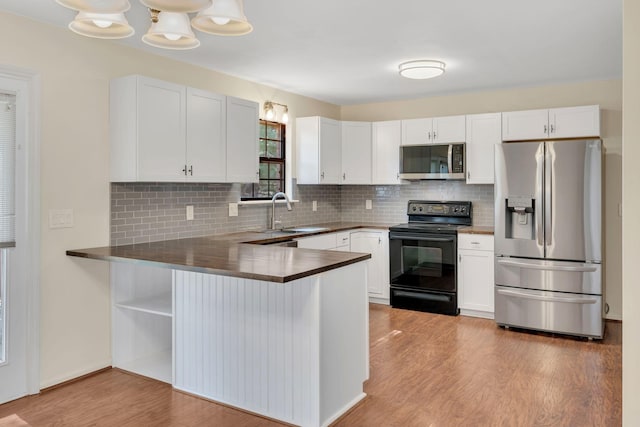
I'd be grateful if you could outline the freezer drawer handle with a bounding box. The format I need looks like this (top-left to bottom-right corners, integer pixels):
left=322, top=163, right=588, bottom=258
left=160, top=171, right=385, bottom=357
left=497, top=288, right=597, bottom=304
left=497, top=258, right=598, bottom=273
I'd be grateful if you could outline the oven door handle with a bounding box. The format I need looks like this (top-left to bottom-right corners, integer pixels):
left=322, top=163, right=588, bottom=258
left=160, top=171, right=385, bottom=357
left=389, top=232, right=455, bottom=242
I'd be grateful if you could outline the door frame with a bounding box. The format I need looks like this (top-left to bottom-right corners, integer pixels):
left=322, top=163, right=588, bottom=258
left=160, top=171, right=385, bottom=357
left=0, top=64, right=41, bottom=395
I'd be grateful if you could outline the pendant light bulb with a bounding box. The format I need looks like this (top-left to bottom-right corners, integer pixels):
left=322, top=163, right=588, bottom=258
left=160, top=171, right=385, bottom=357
left=164, top=33, right=182, bottom=41
left=93, top=19, right=113, bottom=28
left=282, top=107, right=289, bottom=124
left=264, top=102, right=275, bottom=120
left=212, top=17, right=230, bottom=25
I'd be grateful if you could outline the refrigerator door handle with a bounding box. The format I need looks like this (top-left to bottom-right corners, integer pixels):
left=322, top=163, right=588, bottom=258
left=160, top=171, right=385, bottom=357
left=536, top=144, right=545, bottom=247
left=496, top=258, right=598, bottom=272
left=497, top=288, right=598, bottom=305
left=545, top=143, right=553, bottom=248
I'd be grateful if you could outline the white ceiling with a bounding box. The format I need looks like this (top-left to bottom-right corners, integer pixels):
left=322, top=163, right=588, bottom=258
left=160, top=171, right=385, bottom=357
left=0, top=0, right=622, bottom=105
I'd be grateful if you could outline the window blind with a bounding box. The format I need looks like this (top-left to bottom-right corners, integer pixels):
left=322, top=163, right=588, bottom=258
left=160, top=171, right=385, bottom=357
left=0, top=93, right=15, bottom=248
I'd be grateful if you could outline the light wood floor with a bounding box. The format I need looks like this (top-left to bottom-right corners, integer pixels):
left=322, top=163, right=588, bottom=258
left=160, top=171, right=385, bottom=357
left=0, top=305, right=621, bottom=426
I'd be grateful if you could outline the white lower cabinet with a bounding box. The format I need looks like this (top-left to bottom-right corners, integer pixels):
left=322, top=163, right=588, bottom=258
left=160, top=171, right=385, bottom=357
left=350, top=230, right=390, bottom=303
left=458, top=234, right=495, bottom=318
left=296, top=229, right=390, bottom=303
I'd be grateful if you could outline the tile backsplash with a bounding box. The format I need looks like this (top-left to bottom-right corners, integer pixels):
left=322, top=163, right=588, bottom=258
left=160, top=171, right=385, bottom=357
left=111, top=181, right=494, bottom=245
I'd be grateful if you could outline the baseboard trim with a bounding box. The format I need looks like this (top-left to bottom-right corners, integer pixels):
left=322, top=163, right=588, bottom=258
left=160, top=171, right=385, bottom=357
left=40, top=366, right=112, bottom=394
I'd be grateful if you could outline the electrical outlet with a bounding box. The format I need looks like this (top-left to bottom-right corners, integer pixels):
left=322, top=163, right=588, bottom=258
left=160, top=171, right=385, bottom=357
left=49, top=209, right=74, bottom=229
left=186, top=205, right=194, bottom=221
left=365, top=200, right=372, bottom=210
left=229, top=203, right=238, bottom=217
left=312, top=201, right=317, bottom=211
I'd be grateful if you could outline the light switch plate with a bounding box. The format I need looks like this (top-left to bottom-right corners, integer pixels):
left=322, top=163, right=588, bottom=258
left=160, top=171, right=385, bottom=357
left=49, top=209, right=74, bottom=229
left=229, top=203, right=238, bottom=217
left=312, top=201, right=317, bottom=212
left=186, top=205, right=194, bottom=221
left=365, top=200, right=372, bottom=210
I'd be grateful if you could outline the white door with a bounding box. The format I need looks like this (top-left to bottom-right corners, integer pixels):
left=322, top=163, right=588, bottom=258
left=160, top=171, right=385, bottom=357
left=137, top=77, right=186, bottom=181
left=350, top=231, right=386, bottom=297
left=186, top=88, right=227, bottom=182
left=401, top=118, right=432, bottom=145
left=226, top=96, right=259, bottom=183
left=466, top=113, right=501, bottom=184
left=0, top=79, right=28, bottom=403
left=341, top=121, right=372, bottom=184
left=319, top=117, right=341, bottom=184
left=432, top=115, right=466, bottom=143
left=372, top=120, right=402, bottom=184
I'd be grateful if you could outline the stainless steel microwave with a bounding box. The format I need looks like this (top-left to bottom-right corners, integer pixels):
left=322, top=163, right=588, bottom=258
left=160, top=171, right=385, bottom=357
left=399, top=143, right=465, bottom=180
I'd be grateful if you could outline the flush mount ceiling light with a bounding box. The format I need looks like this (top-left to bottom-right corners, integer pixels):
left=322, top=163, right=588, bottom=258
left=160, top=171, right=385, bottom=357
left=142, top=9, right=200, bottom=50
left=56, top=0, right=252, bottom=49
left=398, top=60, right=446, bottom=80
left=191, top=0, right=253, bottom=36
left=264, top=101, right=289, bottom=124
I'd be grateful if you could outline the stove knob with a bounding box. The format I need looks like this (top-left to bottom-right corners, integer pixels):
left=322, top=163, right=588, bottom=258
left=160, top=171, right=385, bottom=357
left=454, top=208, right=458, bottom=212
left=419, top=207, right=423, bottom=212
left=412, top=206, right=417, bottom=212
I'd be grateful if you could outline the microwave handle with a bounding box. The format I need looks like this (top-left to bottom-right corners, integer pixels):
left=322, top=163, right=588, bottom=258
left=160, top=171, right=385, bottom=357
left=447, top=144, right=453, bottom=174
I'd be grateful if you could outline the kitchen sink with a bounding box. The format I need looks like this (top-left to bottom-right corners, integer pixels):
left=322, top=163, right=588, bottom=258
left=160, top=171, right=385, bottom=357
left=282, top=226, right=329, bottom=233
left=259, top=229, right=299, bottom=236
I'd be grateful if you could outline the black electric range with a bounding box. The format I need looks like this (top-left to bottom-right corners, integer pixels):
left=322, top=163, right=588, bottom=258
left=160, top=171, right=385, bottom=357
left=389, top=200, right=472, bottom=315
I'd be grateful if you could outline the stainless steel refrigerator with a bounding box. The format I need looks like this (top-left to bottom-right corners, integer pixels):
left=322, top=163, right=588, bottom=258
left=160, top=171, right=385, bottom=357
left=494, top=139, right=603, bottom=339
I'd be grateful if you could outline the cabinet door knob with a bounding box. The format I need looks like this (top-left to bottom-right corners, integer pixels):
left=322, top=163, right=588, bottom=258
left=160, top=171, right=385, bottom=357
left=321, top=171, right=325, bottom=179
left=427, top=131, right=431, bottom=140
left=343, top=173, right=346, bottom=180
left=544, top=124, right=548, bottom=134
left=467, top=171, right=470, bottom=179
left=550, top=124, right=555, bottom=133
left=182, top=165, right=187, bottom=176
left=433, top=131, right=437, bottom=140
left=188, top=165, right=193, bottom=176
left=459, top=254, right=462, bottom=262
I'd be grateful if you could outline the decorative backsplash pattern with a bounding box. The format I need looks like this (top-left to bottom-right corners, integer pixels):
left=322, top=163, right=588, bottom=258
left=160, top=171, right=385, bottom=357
left=110, top=183, right=341, bottom=246
left=110, top=181, right=494, bottom=245
left=340, top=181, right=494, bottom=225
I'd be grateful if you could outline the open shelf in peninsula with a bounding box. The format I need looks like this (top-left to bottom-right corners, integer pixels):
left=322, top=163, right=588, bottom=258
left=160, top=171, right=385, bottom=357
left=115, top=292, right=172, bottom=317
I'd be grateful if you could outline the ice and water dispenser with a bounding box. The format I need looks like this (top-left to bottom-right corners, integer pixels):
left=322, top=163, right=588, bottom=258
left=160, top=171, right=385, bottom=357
left=504, top=196, right=536, bottom=240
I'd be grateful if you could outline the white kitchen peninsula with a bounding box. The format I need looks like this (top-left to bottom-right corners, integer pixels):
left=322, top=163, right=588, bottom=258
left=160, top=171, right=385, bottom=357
left=68, top=237, right=370, bottom=427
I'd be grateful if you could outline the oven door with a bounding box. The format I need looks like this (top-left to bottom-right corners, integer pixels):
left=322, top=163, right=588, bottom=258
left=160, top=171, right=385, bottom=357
left=389, top=231, right=457, bottom=292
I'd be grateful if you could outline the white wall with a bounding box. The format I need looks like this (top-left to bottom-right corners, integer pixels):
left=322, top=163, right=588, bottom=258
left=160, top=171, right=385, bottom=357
left=0, top=11, right=340, bottom=388
left=341, top=80, right=623, bottom=320
left=622, top=1, right=640, bottom=425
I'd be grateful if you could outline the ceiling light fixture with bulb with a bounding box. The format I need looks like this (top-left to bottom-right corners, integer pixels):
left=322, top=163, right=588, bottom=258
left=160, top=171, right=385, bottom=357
left=264, top=101, right=289, bottom=124
left=55, top=0, right=253, bottom=50
left=398, top=60, right=446, bottom=80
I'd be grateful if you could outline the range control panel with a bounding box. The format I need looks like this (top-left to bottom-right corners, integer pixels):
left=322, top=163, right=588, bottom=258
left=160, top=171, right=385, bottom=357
left=407, top=201, right=472, bottom=218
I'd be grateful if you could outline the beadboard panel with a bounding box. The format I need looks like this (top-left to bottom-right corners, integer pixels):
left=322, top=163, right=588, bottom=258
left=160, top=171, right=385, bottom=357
left=173, top=263, right=368, bottom=427
left=173, top=272, right=321, bottom=426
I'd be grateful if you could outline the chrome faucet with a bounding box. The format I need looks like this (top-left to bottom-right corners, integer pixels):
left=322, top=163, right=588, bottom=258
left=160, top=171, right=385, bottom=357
left=271, top=192, right=292, bottom=230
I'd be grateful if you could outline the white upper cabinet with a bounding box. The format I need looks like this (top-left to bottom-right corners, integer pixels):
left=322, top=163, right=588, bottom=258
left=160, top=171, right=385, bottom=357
left=502, top=105, right=600, bottom=141
left=549, top=105, right=601, bottom=139
left=111, top=76, right=187, bottom=182
left=372, top=120, right=402, bottom=185
left=401, top=115, right=466, bottom=145
left=342, top=121, right=372, bottom=184
left=226, top=96, right=259, bottom=183
left=296, top=116, right=342, bottom=184
left=465, top=113, right=501, bottom=184
left=110, top=75, right=259, bottom=183
left=186, top=88, right=227, bottom=182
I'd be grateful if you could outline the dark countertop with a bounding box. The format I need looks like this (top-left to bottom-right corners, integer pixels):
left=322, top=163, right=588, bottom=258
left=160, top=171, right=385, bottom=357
left=458, top=226, right=494, bottom=235
left=66, top=223, right=394, bottom=283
